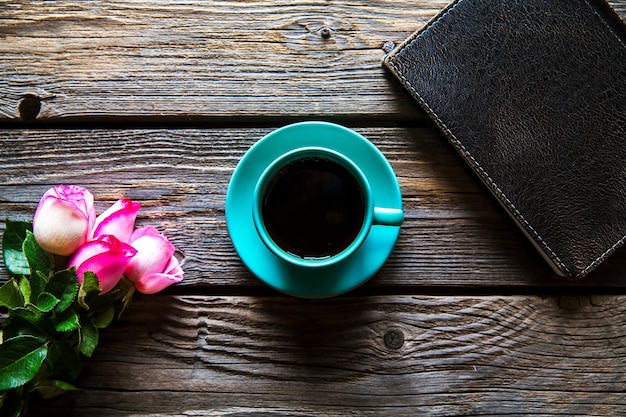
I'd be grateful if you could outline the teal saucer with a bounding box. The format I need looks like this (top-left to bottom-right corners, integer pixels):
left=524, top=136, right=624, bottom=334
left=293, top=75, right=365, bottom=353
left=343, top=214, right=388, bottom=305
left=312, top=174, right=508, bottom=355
left=225, top=122, right=402, bottom=298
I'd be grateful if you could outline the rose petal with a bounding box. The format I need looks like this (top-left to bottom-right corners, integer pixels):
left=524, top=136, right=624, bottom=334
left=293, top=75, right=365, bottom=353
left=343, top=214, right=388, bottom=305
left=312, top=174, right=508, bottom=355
left=129, top=225, right=161, bottom=242
left=67, top=239, right=112, bottom=272
left=163, top=255, right=184, bottom=280
left=134, top=271, right=183, bottom=294
left=69, top=235, right=137, bottom=294
left=55, top=185, right=96, bottom=222
left=125, top=232, right=175, bottom=282
left=92, top=199, right=141, bottom=243
left=33, top=196, right=91, bottom=256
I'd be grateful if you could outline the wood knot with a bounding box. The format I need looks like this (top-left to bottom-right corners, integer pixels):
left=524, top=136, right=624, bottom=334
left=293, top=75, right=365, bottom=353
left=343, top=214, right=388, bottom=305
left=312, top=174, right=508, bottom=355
left=18, top=93, right=41, bottom=121
left=382, top=41, right=396, bottom=54
left=319, top=27, right=332, bottom=39
left=383, top=328, right=404, bottom=349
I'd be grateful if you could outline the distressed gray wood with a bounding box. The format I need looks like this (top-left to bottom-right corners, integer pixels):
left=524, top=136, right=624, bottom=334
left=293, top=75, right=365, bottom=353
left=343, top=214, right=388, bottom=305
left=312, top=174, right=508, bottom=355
left=0, top=0, right=451, bottom=122
left=26, top=295, right=626, bottom=416
left=1, top=128, right=624, bottom=289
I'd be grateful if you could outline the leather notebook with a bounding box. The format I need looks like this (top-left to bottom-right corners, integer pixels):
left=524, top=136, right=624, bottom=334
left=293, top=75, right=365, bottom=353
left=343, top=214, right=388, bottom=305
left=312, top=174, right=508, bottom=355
left=383, top=0, right=626, bottom=279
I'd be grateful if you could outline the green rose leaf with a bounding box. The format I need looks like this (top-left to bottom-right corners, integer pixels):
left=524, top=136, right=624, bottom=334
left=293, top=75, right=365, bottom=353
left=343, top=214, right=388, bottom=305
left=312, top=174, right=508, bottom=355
left=0, top=279, right=24, bottom=309
left=0, top=335, right=48, bottom=391
left=4, top=307, right=55, bottom=341
left=47, top=340, right=81, bottom=381
left=78, top=317, right=99, bottom=358
left=45, top=269, right=79, bottom=313
left=18, top=277, right=31, bottom=305
left=34, top=292, right=60, bottom=313
left=23, top=231, right=52, bottom=287
left=2, top=220, right=31, bottom=276
left=35, top=379, right=79, bottom=400
left=54, top=309, right=80, bottom=333
left=91, top=305, right=115, bottom=329
left=29, top=271, right=47, bottom=303
left=86, top=290, right=120, bottom=314
left=77, top=272, right=101, bottom=311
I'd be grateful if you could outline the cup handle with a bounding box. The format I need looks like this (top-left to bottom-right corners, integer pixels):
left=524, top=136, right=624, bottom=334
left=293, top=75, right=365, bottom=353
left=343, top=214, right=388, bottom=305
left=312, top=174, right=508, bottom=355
left=373, top=207, right=404, bottom=226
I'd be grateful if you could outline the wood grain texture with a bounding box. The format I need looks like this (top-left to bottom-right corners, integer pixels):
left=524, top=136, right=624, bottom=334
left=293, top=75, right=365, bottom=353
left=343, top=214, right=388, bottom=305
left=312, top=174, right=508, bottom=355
left=2, top=1, right=623, bottom=122
left=1, top=2, right=625, bottom=415
left=1, top=128, right=624, bottom=290
left=25, top=294, right=626, bottom=416
left=0, top=0, right=450, bottom=122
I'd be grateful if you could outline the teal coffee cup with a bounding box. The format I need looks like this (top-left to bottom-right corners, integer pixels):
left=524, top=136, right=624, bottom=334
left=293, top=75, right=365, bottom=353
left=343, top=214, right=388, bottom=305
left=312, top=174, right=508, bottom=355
left=226, top=121, right=404, bottom=297
left=252, top=146, right=404, bottom=269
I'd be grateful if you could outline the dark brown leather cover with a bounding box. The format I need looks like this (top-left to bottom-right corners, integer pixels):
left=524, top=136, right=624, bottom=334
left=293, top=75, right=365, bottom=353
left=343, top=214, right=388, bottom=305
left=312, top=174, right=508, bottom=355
left=384, top=0, right=626, bottom=279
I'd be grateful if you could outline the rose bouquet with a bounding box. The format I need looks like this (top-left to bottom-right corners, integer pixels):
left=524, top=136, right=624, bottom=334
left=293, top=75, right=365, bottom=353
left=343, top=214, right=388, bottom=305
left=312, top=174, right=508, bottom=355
left=0, top=185, right=184, bottom=416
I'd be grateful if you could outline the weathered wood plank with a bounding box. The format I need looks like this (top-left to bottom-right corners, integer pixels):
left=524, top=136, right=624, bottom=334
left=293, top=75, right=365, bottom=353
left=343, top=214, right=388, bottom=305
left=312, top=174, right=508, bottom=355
left=26, top=294, right=626, bottom=416
left=2, top=1, right=623, bottom=122
left=0, top=0, right=450, bottom=122
left=1, top=128, right=624, bottom=289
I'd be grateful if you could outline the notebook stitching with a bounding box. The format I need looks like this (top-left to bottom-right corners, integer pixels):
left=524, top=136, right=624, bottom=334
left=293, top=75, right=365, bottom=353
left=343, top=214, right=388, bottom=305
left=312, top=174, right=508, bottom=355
left=385, top=0, right=576, bottom=276
left=581, top=234, right=626, bottom=276
left=585, top=0, right=626, bottom=49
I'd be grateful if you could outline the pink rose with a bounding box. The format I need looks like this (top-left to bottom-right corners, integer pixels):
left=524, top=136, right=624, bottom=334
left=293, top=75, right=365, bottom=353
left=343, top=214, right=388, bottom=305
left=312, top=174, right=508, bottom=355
left=92, top=198, right=141, bottom=243
left=68, top=235, right=137, bottom=294
left=33, top=185, right=96, bottom=256
left=124, top=226, right=184, bottom=294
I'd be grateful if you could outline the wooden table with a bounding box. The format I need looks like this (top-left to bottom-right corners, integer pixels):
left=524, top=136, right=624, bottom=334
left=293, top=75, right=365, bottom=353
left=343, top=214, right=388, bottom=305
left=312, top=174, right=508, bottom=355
left=1, top=1, right=625, bottom=415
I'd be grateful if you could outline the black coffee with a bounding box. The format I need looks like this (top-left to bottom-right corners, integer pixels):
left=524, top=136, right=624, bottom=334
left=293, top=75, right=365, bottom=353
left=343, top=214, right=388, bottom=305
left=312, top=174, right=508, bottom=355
left=261, top=156, right=365, bottom=259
